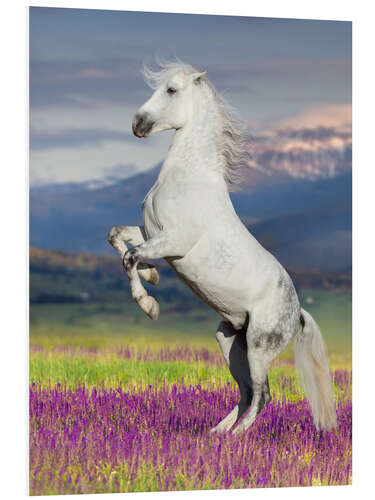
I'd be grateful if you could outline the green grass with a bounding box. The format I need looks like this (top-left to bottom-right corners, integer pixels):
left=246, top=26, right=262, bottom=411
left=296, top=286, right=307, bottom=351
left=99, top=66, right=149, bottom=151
left=30, top=300, right=219, bottom=350
left=29, top=350, right=350, bottom=404
left=30, top=288, right=352, bottom=368
left=29, top=287, right=352, bottom=399
left=29, top=352, right=226, bottom=389
left=30, top=355, right=225, bottom=388
left=298, top=288, right=352, bottom=354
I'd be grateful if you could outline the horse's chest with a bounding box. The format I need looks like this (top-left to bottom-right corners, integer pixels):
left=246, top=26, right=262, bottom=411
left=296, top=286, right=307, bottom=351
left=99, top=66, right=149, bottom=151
left=142, top=187, right=161, bottom=237
left=142, top=182, right=181, bottom=237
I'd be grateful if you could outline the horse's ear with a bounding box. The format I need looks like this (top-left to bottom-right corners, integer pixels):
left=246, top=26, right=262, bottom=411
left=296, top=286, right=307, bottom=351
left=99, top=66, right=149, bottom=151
left=192, top=71, right=207, bottom=84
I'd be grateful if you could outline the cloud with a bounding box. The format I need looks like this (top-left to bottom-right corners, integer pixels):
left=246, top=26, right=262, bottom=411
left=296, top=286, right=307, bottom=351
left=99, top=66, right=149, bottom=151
left=29, top=56, right=352, bottom=187
left=30, top=102, right=135, bottom=131
left=29, top=129, right=173, bottom=187
left=275, top=126, right=351, bottom=142
left=30, top=58, right=148, bottom=108
left=30, top=127, right=134, bottom=150
left=28, top=98, right=173, bottom=187
left=30, top=55, right=351, bottom=111
left=277, top=104, right=352, bottom=129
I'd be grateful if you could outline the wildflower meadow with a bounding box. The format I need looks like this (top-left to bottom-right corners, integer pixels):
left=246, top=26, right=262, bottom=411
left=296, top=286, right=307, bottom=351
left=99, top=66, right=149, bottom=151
left=29, top=341, right=352, bottom=495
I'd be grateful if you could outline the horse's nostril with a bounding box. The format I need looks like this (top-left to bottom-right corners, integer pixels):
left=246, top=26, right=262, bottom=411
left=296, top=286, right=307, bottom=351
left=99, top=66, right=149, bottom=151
left=132, top=115, right=140, bottom=135
left=133, top=113, right=145, bottom=136
left=133, top=112, right=154, bottom=138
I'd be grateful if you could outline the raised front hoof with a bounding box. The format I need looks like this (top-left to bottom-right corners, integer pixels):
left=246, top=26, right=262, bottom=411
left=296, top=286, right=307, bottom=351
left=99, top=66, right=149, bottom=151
left=107, top=226, right=117, bottom=246
left=139, top=296, right=159, bottom=320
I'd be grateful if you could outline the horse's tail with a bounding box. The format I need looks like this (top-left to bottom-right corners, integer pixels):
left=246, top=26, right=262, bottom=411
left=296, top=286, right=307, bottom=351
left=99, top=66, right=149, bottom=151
left=293, top=308, right=337, bottom=430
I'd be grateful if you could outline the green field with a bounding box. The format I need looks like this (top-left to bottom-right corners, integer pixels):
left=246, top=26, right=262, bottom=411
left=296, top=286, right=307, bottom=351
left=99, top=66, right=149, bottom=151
left=29, top=283, right=351, bottom=411
left=30, top=287, right=351, bottom=369
left=29, top=287, right=352, bottom=407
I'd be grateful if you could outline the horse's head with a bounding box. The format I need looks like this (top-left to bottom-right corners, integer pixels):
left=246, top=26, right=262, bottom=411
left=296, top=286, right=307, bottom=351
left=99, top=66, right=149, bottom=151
left=132, top=65, right=206, bottom=138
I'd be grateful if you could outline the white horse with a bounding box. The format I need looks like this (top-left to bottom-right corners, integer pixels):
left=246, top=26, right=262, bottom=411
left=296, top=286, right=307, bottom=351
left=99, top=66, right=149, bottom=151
left=108, top=60, right=337, bottom=434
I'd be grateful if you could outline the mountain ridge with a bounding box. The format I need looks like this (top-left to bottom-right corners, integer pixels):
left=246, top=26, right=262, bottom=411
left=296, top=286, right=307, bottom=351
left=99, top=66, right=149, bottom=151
left=30, top=164, right=351, bottom=271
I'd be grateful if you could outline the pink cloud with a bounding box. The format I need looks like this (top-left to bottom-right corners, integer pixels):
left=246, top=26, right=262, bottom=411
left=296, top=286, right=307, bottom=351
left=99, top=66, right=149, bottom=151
left=277, top=104, right=352, bottom=129
left=41, top=67, right=129, bottom=84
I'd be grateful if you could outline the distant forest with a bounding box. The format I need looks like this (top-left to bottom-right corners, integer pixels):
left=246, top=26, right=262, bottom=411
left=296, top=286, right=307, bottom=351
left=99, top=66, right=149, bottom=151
left=30, top=247, right=351, bottom=307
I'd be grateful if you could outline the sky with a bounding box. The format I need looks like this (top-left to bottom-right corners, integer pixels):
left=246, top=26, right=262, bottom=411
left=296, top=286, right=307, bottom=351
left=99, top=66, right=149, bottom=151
left=29, top=7, right=352, bottom=186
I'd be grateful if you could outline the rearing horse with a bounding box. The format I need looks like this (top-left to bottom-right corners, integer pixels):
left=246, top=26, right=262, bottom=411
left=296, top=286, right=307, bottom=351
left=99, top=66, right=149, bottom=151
left=108, top=61, right=337, bottom=434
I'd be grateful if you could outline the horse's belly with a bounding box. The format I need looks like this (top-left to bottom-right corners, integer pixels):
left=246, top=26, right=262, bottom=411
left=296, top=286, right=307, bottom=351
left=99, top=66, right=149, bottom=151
left=172, top=262, right=248, bottom=328
left=167, top=240, right=251, bottom=328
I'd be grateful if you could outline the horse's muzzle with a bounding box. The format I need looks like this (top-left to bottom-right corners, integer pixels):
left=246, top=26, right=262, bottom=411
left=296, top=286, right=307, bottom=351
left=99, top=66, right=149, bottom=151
left=132, top=112, right=154, bottom=138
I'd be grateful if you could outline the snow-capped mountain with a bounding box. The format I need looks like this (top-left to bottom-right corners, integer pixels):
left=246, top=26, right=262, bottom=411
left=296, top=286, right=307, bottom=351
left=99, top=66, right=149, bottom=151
left=246, top=123, right=351, bottom=180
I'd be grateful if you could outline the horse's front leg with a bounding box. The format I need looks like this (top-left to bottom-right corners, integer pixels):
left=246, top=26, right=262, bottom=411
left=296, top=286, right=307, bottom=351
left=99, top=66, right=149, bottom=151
left=123, top=231, right=185, bottom=320
left=124, top=256, right=160, bottom=320
left=107, top=225, right=159, bottom=285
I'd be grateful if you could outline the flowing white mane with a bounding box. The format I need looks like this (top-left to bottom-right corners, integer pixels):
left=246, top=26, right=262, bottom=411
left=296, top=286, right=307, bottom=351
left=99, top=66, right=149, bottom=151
left=142, top=60, right=250, bottom=190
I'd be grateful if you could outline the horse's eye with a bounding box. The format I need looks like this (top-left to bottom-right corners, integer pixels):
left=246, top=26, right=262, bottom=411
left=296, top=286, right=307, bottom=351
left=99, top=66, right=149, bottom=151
left=167, top=87, right=177, bottom=95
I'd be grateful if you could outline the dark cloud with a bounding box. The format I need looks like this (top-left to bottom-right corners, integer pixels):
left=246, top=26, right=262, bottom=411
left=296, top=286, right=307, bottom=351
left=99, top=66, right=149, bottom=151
left=29, top=57, right=260, bottom=108
left=30, top=127, right=134, bottom=150
left=29, top=58, right=149, bottom=108
left=30, top=53, right=351, bottom=113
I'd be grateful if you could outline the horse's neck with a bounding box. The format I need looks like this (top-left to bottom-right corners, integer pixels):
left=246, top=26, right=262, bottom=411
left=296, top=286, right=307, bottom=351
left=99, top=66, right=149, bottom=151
left=159, top=95, right=225, bottom=187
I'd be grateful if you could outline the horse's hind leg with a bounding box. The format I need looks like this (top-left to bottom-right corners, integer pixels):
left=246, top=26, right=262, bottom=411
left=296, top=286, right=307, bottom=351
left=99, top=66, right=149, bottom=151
left=107, top=225, right=159, bottom=285
left=232, top=324, right=294, bottom=435
left=210, top=321, right=253, bottom=433
left=231, top=353, right=270, bottom=435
